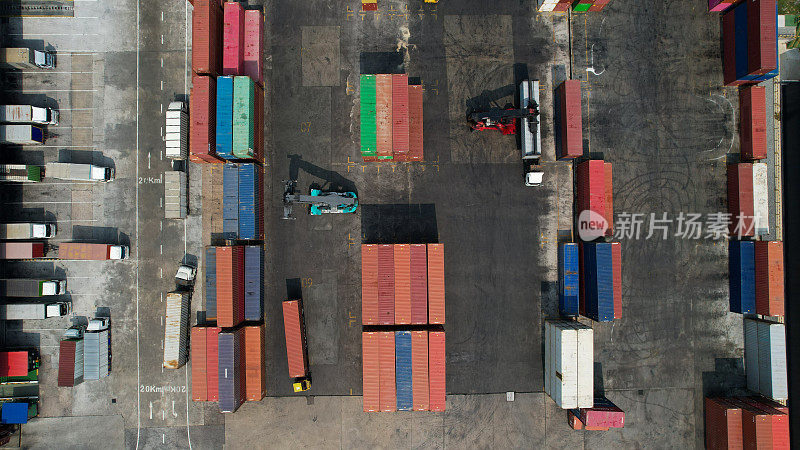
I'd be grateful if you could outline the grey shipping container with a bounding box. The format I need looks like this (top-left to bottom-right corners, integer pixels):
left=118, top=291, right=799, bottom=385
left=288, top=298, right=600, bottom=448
left=744, top=318, right=759, bottom=392
left=84, top=330, right=109, bottom=380
left=218, top=328, right=245, bottom=413
left=205, top=247, right=217, bottom=320
left=163, top=291, right=190, bottom=369
left=757, top=320, right=787, bottom=400
left=244, top=245, right=262, bottom=321
left=164, top=171, right=188, bottom=219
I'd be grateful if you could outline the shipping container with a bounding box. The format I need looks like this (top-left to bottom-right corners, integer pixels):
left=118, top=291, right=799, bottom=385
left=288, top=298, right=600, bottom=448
left=0, top=302, right=69, bottom=320
left=58, top=339, right=83, bottom=387
left=737, top=397, right=790, bottom=448
left=243, top=10, right=263, bottom=85
left=378, top=331, right=396, bottom=412
left=58, top=243, right=127, bottom=260
left=218, top=327, right=246, bottom=413
left=0, top=351, right=30, bottom=377
left=0, top=278, right=64, bottom=297
left=282, top=300, right=308, bottom=379
left=429, top=331, right=446, bottom=412
left=222, top=1, right=244, bottom=76
left=360, top=75, right=377, bottom=157
left=427, top=243, right=445, bottom=324
left=410, top=244, right=428, bottom=324
left=361, top=244, right=379, bottom=325
left=735, top=3, right=756, bottom=81
left=205, top=247, right=217, bottom=320
left=244, top=324, right=265, bottom=401
left=705, top=398, right=743, bottom=450
left=581, top=243, right=614, bottom=322
left=744, top=319, right=760, bottom=392
left=576, top=160, right=606, bottom=228
left=0, top=124, right=43, bottom=145
left=408, top=85, right=424, bottom=161
left=232, top=76, right=256, bottom=159
left=728, top=163, right=754, bottom=236
left=392, top=74, right=409, bottom=160
left=163, top=291, right=190, bottom=369
left=411, top=330, right=429, bottom=411
left=377, top=244, right=395, bottom=325
left=604, top=163, right=613, bottom=236
left=558, top=243, right=579, bottom=317
left=216, top=76, right=234, bottom=159
left=394, top=244, right=412, bottom=324
left=83, top=330, right=109, bottom=380
left=611, top=242, right=622, bottom=319
left=216, top=246, right=244, bottom=328
left=756, top=320, right=787, bottom=401
left=254, top=83, right=264, bottom=162
left=579, top=397, right=625, bottom=428
left=556, top=80, right=582, bottom=160
left=375, top=74, right=393, bottom=160
left=730, top=240, right=756, bottom=313
left=0, top=105, right=58, bottom=125
left=238, top=164, right=260, bottom=240
left=191, top=327, right=208, bottom=401
left=192, top=0, right=222, bottom=76
left=570, top=321, right=593, bottom=407
left=165, top=101, right=188, bottom=159
left=0, top=242, right=44, bottom=259
left=164, top=171, right=187, bottom=219
left=740, top=86, right=767, bottom=160
left=190, top=74, right=221, bottom=162
left=754, top=241, right=783, bottom=316
left=362, top=332, right=380, bottom=412
left=395, top=331, right=412, bottom=411
left=709, top=0, right=736, bottom=12
left=752, top=163, right=769, bottom=236
left=738, top=399, right=774, bottom=449
left=748, top=0, right=777, bottom=76
left=223, top=164, right=239, bottom=237
left=207, top=327, right=221, bottom=401
left=0, top=164, right=41, bottom=183
left=244, top=245, right=263, bottom=321
left=544, top=319, right=593, bottom=409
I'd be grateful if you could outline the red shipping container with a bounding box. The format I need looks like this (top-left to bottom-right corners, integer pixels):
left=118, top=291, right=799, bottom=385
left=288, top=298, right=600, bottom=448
left=244, top=324, right=265, bottom=401
left=754, top=241, right=784, bottom=316
left=411, top=331, right=429, bottom=411
left=392, top=74, right=409, bottom=160
left=361, top=244, right=379, bottom=325
left=427, top=243, right=445, bottom=324
left=727, top=164, right=754, bottom=236
left=222, top=1, right=244, bottom=76
left=554, top=2, right=570, bottom=11
left=57, top=340, right=78, bottom=387
left=588, top=0, right=610, bottom=11
left=747, top=0, right=777, bottom=76
left=747, top=396, right=788, bottom=415
left=216, top=246, right=244, bottom=327
left=604, top=162, right=614, bottom=236
left=378, top=332, right=396, bottom=412
left=394, top=244, right=412, bottom=324
left=705, top=398, right=743, bottom=450
left=0, top=352, right=27, bottom=377
left=375, top=75, right=393, bottom=159
left=722, top=9, right=740, bottom=87
left=408, top=85, right=424, bottom=161
left=738, top=397, right=789, bottom=449
left=410, top=244, right=428, bottom=324
left=191, top=327, right=208, bottom=401
left=428, top=331, right=446, bottom=412
left=740, top=86, right=767, bottom=160
left=362, top=332, right=380, bottom=412
left=377, top=244, right=395, bottom=325
left=568, top=410, right=584, bottom=430
left=190, top=75, right=222, bottom=162
left=727, top=398, right=773, bottom=449
left=576, top=160, right=606, bottom=224
left=556, top=80, right=582, bottom=160
left=243, top=9, right=263, bottom=85
left=192, top=0, right=222, bottom=76
left=580, top=407, right=625, bottom=428
left=206, top=327, right=221, bottom=401
left=611, top=242, right=622, bottom=319
left=282, top=300, right=308, bottom=379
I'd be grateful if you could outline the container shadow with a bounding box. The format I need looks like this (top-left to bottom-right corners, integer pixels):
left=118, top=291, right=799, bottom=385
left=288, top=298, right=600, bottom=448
left=285, top=278, right=302, bottom=301
left=359, top=51, right=405, bottom=75
left=360, top=203, right=438, bottom=244
left=701, top=357, right=748, bottom=398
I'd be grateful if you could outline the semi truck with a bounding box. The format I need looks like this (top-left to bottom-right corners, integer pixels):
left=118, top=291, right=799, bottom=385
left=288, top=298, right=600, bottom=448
left=0, top=165, right=41, bottom=183
left=163, top=291, right=189, bottom=369
left=0, top=279, right=66, bottom=297
left=45, top=162, right=114, bottom=182
left=0, top=125, right=44, bottom=144
left=0, top=48, right=55, bottom=70
left=0, top=302, right=71, bottom=320
left=282, top=299, right=311, bottom=392
left=0, top=105, right=59, bottom=125
left=57, top=243, right=128, bottom=260
left=164, top=171, right=187, bottom=219
left=165, top=101, right=188, bottom=159
left=0, top=223, right=55, bottom=239
left=0, top=242, right=45, bottom=259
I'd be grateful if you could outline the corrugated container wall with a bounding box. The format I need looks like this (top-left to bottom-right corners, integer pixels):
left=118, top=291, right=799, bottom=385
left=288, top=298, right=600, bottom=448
left=576, top=160, right=606, bottom=227
left=222, top=1, right=244, bottom=76
left=218, top=328, right=245, bottom=413
left=191, top=327, right=208, bottom=401
left=360, top=75, right=377, bottom=158
left=378, top=332, right=396, bottom=412
left=729, top=240, right=756, bottom=313
left=611, top=242, right=622, bottom=319
left=756, top=320, right=787, bottom=400
left=282, top=300, right=308, bottom=378
left=362, top=332, right=380, bottom=412
left=244, top=324, right=265, bottom=401
left=559, top=243, right=579, bottom=317
left=222, top=163, right=239, bottom=237
left=556, top=80, right=582, bottom=160
left=362, top=244, right=379, bottom=325
left=190, top=75, right=220, bottom=162
left=395, top=331, right=412, bottom=411
left=207, top=327, right=221, bottom=401
left=244, top=245, right=263, bottom=321
left=748, top=0, right=777, bottom=76
left=744, top=319, right=760, bottom=392
left=427, top=243, right=445, bottom=324
left=58, top=339, right=82, bottom=387
left=408, top=85, right=424, bottom=161
left=728, top=163, right=754, bottom=236
left=237, top=164, right=261, bottom=240
left=393, top=244, right=411, bottom=324
left=216, top=246, right=244, bottom=328
left=754, top=241, right=783, bottom=317
left=205, top=247, right=218, bottom=320
left=377, top=244, right=395, bottom=325
left=582, top=243, right=614, bottom=322
left=429, top=331, right=446, bottom=411
left=704, top=397, right=743, bottom=450
left=192, top=0, right=221, bottom=76
left=392, top=74, right=409, bottom=160
left=410, top=244, right=428, bottom=324
left=740, top=86, right=767, bottom=160
left=163, top=292, right=190, bottom=369
left=375, top=75, right=393, bottom=160
left=232, top=76, right=256, bottom=159
left=215, top=76, right=234, bottom=159
left=243, top=10, right=263, bottom=85
left=411, top=330, right=429, bottom=411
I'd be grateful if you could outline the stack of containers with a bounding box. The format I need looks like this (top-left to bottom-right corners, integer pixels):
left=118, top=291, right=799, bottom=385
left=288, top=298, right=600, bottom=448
left=427, top=244, right=445, bottom=325
left=739, top=86, right=767, bottom=160
left=727, top=163, right=768, bottom=236
left=378, top=332, right=396, bottom=412
left=244, top=245, right=262, bottom=321
left=375, top=75, right=393, bottom=160
left=704, top=397, right=743, bottom=449
left=218, top=327, right=246, bottom=413
left=222, top=163, right=238, bottom=238
left=755, top=240, right=784, bottom=317
left=216, top=76, right=234, bottom=160
left=362, top=331, right=380, bottom=412
left=360, top=74, right=424, bottom=162
left=410, top=244, right=427, bottom=324
left=544, top=319, right=593, bottom=409
left=411, top=330, right=429, bottom=411
left=222, top=164, right=263, bottom=240
left=729, top=240, right=755, bottom=314
left=83, top=328, right=109, bottom=380
left=721, top=0, right=778, bottom=86
left=190, top=0, right=223, bottom=163
left=360, top=75, right=377, bottom=159
left=559, top=243, right=580, bottom=317
left=232, top=76, right=256, bottom=159
left=575, top=160, right=613, bottom=235
left=408, top=85, right=424, bottom=161
left=579, top=242, right=617, bottom=322
left=744, top=318, right=788, bottom=401
left=208, top=327, right=221, bottom=401
left=570, top=396, right=625, bottom=430
left=392, top=75, right=410, bottom=161
left=394, top=245, right=411, bottom=325
left=428, top=331, right=446, bottom=412
left=244, top=324, right=265, bottom=401
left=216, top=246, right=245, bottom=328
left=555, top=80, right=583, bottom=160
left=163, top=291, right=190, bottom=369
left=538, top=0, right=610, bottom=11
left=361, top=244, right=379, bottom=325
left=377, top=244, right=395, bottom=325
left=704, top=396, right=789, bottom=449
left=282, top=300, right=309, bottom=380
left=165, top=102, right=188, bottom=159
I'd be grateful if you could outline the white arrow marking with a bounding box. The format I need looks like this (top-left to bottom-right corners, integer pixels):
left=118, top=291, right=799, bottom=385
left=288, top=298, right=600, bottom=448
left=147, top=153, right=151, bottom=169
left=172, top=401, right=177, bottom=418
left=149, top=402, right=153, bottom=420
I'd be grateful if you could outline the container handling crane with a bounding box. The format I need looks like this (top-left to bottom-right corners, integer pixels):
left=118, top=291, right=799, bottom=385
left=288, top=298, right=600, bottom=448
left=282, top=180, right=358, bottom=220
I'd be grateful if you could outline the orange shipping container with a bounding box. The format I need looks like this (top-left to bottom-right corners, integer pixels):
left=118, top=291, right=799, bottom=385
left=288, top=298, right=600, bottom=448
left=727, top=398, right=773, bottom=449
left=378, top=244, right=395, bottom=325
left=411, top=330, right=429, bottom=411
left=429, top=331, right=446, bottom=411
left=362, top=332, right=380, bottom=412
left=410, top=244, right=428, bottom=324
left=206, top=327, right=221, bottom=401
left=378, top=332, right=396, bottom=412
left=192, top=0, right=222, bottom=76
left=408, top=85, right=424, bottom=161
left=394, top=244, right=412, bottom=324
left=216, top=246, right=245, bottom=327
left=604, top=162, right=613, bottom=236
left=282, top=300, right=308, bottom=379
left=244, top=324, right=265, bottom=401
left=392, top=74, right=409, bottom=160
left=361, top=245, right=379, bottom=325
left=375, top=75, right=393, bottom=160
left=754, top=241, right=784, bottom=316
left=427, top=244, right=445, bottom=324
left=191, top=327, right=208, bottom=401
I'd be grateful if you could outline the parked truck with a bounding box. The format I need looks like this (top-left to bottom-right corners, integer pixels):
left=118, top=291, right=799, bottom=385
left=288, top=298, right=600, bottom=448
left=0, top=302, right=71, bottom=320
left=84, top=318, right=110, bottom=380
left=0, top=279, right=66, bottom=297
left=164, top=171, right=187, bottom=219
left=45, top=162, right=114, bottom=182
left=165, top=101, right=188, bottom=159
left=0, top=105, right=59, bottom=125
left=0, top=242, right=46, bottom=259
left=57, top=243, right=128, bottom=260
left=0, top=125, right=44, bottom=144
left=0, top=48, right=55, bottom=70
left=163, top=291, right=189, bottom=369
left=282, top=299, right=311, bottom=392
left=0, top=165, right=41, bottom=183
left=0, top=223, right=55, bottom=239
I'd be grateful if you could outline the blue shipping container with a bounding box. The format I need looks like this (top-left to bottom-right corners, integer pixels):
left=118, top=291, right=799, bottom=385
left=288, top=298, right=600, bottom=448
left=238, top=164, right=257, bottom=240
left=729, top=240, right=755, bottom=313
left=205, top=246, right=217, bottom=320
left=244, top=245, right=262, bottom=321
left=223, top=164, right=239, bottom=238
left=218, top=330, right=243, bottom=413
left=734, top=3, right=761, bottom=81
left=395, top=331, right=412, bottom=411
left=559, top=243, right=580, bottom=317
left=1, top=403, right=28, bottom=424
left=216, top=76, right=234, bottom=159
left=583, top=243, right=614, bottom=322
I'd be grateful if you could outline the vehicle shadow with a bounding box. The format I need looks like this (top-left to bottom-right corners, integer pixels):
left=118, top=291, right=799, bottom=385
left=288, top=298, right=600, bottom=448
left=286, top=154, right=357, bottom=195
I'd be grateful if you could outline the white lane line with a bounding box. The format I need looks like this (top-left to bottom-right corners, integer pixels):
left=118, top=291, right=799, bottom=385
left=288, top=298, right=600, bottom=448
left=161, top=35, right=164, bottom=45
left=24, top=16, right=99, bottom=19
left=161, top=11, right=164, bottom=21
left=160, top=198, right=163, bottom=208
left=160, top=244, right=163, bottom=255
left=135, top=0, right=141, bottom=445
left=48, top=126, right=93, bottom=129
left=160, top=316, right=163, bottom=326
left=159, top=267, right=163, bottom=278
left=161, top=58, right=163, bottom=68
left=38, top=145, right=95, bottom=148
left=6, top=201, right=94, bottom=204
left=148, top=152, right=151, bottom=169
left=161, top=292, right=163, bottom=303
left=160, top=80, right=163, bottom=91
left=160, top=221, right=163, bottom=231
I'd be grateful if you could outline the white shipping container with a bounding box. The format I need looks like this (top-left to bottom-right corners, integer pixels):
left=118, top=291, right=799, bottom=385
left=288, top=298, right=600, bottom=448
left=744, top=319, right=759, bottom=393
left=568, top=320, right=593, bottom=408
left=165, top=102, right=188, bottom=159
left=544, top=319, right=551, bottom=397
left=757, top=320, right=787, bottom=400
left=544, top=319, right=593, bottom=409
left=83, top=330, right=109, bottom=380
left=752, top=163, right=769, bottom=235
left=163, top=291, right=190, bottom=369
left=537, top=0, right=559, bottom=11
left=520, top=80, right=540, bottom=160
left=164, top=171, right=188, bottom=219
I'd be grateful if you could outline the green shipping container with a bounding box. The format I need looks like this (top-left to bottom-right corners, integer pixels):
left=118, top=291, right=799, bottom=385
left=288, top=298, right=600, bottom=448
left=360, top=75, right=377, bottom=156
left=232, top=76, right=256, bottom=159
left=572, top=1, right=592, bottom=12
left=27, top=166, right=41, bottom=182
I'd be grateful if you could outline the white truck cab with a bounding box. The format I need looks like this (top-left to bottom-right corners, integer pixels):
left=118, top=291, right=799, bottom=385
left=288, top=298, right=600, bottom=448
left=109, top=245, right=128, bottom=260
left=41, top=280, right=67, bottom=296
left=31, top=223, right=55, bottom=238
left=87, top=317, right=110, bottom=331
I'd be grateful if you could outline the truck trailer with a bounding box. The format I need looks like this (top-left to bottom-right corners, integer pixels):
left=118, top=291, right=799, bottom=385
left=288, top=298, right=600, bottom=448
left=0, top=302, right=71, bottom=320
left=0, top=165, right=41, bottom=183
left=0, top=48, right=55, bottom=70
left=0, top=223, right=55, bottom=239
left=57, top=243, right=128, bottom=260
left=0, top=242, right=46, bottom=259
left=0, top=125, right=44, bottom=144
left=0, top=279, right=66, bottom=297
left=165, top=101, right=188, bottom=159
left=45, top=162, right=114, bottom=182
left=0, top=105, right=59, bottom=125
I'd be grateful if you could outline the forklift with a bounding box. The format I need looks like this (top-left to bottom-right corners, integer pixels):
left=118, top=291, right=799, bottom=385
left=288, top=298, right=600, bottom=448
left=293, top=378, right=311, bottom=392
left=282, top=180, right=358, bottom=219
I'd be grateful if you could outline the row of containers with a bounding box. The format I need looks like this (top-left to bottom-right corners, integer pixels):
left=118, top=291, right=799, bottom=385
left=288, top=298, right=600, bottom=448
left=729, top=240, right=784, bottom=316
left=537, top=0, right=610, bottom=12
left=204, top=245, right=263, bottom=327
left=718, top=0, right=778, bottom=86
left=359, top=74, right=424, bottom=162
left=559, top=242, right=622, bottom=322
left=361, top=330, right=445, bottom=412
left=221, top=164, right=264, bottom=240
left=361, top=244, right=444, bottom=325
left=190, top=0, right=265, bottom=163
left=704, top=396, right=788, bottom=449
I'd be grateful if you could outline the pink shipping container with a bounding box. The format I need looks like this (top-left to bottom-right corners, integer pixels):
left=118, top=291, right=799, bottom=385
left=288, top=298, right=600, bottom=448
left=361, top=244, right=379, bottom=325
left=0, top=242, right=44, bottom=259
left=740, top=86, right=767, bottom=160
left=410, top=244, right=428, bottom=324
left=243, top=9, right=263, bottom=85
left=709, top=0, right=736, bottom=12
left=222, top=1, right=244, bottom=76
left=411, top=331, right=429, bottom=411
left=392, top=74, right=409, bottom=160
left=408, top=85, right=424, bottom=161
left=191, top=327, right=208, bottom=401
left=394, top=244, right=411, bottom=324
left=377, top=244, right=395, bottom=325
left=192, top=0, right=222, bottom=76
left=727, top=164, right=754, bottom=236
left=378, top=332, right=396, bottom=412
left=748, top=0, right=777, bottom=76
left=428, top=331, right=445, bottom=412
left=362, top=332, right=380, bottom=412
